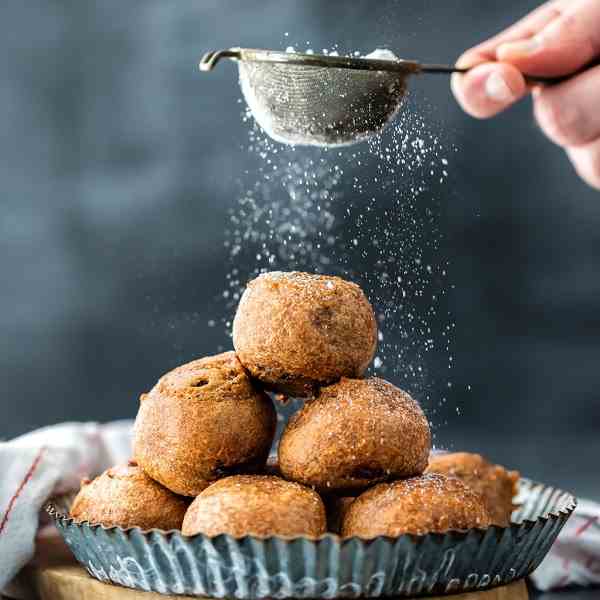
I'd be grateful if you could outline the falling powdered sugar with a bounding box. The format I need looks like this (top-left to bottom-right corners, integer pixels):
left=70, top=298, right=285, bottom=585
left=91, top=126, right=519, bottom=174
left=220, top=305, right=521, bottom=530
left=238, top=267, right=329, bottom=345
left=217, top=43, right=458, bottom=437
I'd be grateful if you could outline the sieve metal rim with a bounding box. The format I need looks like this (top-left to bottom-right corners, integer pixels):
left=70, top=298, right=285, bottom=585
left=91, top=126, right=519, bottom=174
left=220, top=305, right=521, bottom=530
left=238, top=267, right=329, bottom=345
left=200, top=47, right=422, bottom=75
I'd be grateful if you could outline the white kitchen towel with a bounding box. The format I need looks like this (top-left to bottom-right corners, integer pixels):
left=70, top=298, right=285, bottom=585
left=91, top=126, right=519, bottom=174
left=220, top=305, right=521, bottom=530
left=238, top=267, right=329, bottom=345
left=0, top=420, right=598, bottom=592
left=531, top=497, right=600, bottom=590
left=0, top=420, right=132, bottom=590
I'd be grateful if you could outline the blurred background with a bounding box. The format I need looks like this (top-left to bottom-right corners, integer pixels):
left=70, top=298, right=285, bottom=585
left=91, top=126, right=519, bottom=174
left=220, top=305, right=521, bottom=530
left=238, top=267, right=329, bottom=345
left=1, top=0, right=599, bottom=502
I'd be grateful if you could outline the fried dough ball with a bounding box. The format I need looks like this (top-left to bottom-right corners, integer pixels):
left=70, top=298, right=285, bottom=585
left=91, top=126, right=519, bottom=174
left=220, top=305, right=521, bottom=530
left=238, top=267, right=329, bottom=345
left=324, top=495, right=356, bottom=534
left=181, top=475, right=326, bottom=538
left=426, top=451, right=520, bottom=526
left=278, top=377, right=431, bottom=492
left=133, top=352, right=276, bottom=497
left=342, top=473, right=492, bottom=538
left=70, top=461, right=189, bottom=530
left=232, top=271, right=378, bottom=397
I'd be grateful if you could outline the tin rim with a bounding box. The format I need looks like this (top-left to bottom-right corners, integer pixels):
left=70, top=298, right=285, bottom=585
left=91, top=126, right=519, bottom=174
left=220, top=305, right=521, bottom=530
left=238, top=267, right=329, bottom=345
left=46, top=477, right=577, bottom=543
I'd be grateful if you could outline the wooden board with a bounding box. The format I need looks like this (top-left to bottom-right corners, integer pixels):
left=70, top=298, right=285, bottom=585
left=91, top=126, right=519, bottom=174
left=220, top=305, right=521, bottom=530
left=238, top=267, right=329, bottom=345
left=18, top=564, right=529, bottom=600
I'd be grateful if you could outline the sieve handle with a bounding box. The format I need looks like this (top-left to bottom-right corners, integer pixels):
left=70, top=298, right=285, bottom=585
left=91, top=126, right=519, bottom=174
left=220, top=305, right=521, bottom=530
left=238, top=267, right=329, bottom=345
left=420, top=58, right=600, bottom=86
left=200, top=48, right=599, bottom=86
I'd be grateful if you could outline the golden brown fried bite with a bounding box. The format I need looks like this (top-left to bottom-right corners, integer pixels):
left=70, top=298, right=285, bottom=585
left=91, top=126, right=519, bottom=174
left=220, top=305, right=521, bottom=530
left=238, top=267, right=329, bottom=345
left=70, top=461, right=190, bottom=530
left=181, top=475, right=326, bottom=538
left=133, top=352, right=276, bottom=496
left=278, top=377, right=431, bottom=492
left=342, top=473, right=492, bottom=538
left=323, top=495, right=356, bottom=534
left=232, top=271, right=378, bottom=397
left=426, top=451, right=520, bottom=526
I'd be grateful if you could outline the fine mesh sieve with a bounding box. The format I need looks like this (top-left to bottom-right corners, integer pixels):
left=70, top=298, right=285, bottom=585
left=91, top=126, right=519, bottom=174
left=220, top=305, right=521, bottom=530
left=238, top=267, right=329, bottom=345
left=200, top=47, right=579, bottom=147
left=237, top=51, right=412, bottom=146
left=201, top=48, right=419, bottom=146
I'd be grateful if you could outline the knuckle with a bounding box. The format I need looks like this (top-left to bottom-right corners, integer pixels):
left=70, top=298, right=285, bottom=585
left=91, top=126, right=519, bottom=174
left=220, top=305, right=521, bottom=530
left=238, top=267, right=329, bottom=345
left=586, top=152, right=600, bottom=189
left=557, top=11, right=578, bottom=33
left=571, top=146, right=600, bottom=190
left=546, top=9, right=581, bottom=42
left=552, top=8, right=599, bottom=57
left=584, top=169, right=600, bottom=189
left=534, top=93, right=588, bottom=146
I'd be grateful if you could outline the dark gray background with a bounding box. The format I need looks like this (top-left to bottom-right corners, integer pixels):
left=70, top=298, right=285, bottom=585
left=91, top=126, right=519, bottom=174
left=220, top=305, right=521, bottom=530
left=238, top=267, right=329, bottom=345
left=2, top=0, right=599, bottom=526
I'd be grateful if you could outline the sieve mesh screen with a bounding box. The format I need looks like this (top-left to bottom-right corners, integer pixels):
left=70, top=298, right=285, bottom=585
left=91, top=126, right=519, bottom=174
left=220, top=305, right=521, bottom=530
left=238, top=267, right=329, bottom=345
left=238, top=50, right=410, bottom=147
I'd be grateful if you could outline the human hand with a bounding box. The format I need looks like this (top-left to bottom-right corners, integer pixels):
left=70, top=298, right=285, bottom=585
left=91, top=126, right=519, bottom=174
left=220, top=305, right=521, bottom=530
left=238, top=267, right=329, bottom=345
left=451, top=0, right=600, bottom=189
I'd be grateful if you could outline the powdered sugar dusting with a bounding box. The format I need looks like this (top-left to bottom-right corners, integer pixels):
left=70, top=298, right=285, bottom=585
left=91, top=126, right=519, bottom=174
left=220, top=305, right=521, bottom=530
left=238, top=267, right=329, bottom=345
left=215, top=42, right=458, bottom=438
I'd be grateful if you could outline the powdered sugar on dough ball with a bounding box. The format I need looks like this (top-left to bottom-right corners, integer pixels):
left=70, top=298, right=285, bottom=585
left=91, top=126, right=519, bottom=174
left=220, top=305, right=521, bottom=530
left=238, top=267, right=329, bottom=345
left=233, top=271, right=378, bottom=397
left=342, top=473, right=492, bottom=537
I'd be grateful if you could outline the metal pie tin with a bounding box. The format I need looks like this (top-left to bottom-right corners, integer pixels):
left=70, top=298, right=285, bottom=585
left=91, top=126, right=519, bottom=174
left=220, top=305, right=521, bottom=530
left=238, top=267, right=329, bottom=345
left=46, top=478, right=576, bottom=598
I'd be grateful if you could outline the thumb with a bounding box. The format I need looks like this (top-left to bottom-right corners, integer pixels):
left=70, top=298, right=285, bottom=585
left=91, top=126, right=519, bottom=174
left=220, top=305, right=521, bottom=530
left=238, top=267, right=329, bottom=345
left=496, top=0, right=600, bottom=76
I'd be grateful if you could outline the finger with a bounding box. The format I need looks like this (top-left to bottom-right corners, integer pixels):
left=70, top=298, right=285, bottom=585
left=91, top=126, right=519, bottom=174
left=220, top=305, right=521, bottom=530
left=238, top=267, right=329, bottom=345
left=497, top=0, right=600, bottom=76
left=567, top=138, right=600, bottom=189
left=456, top=0, right=569, bottom=68
left=452, top=1, right=567, bottom=117
left=451, top=62, right=527, bottom=118
left=532, top=65, right=600, bottom=147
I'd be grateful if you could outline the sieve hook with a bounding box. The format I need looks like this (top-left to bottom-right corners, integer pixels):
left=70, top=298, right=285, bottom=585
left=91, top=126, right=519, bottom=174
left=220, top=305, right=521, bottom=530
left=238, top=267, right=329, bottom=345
left=199, top=49, right=242, bottom=72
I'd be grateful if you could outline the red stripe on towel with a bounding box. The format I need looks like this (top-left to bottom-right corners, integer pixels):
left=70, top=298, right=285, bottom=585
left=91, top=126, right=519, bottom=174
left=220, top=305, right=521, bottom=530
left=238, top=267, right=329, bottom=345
left=575, top=516, right=598, bottom=537
left=0, top=447, right=46, bottom=536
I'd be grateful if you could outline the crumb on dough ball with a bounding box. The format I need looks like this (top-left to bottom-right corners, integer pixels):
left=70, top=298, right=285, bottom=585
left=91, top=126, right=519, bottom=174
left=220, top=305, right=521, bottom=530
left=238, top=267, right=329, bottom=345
left=342, top=473, right=492, bottom=538
left=278, top=377, right=431, bottom=492
left=232, top=271, right=378, bottom=397
left=70, top=461, right=190, bottom=530
left=426, top=451, right=520, bottom=526
left=133, top=351, right=276, bottom=497
left=181, top=475, right=327, bottom=538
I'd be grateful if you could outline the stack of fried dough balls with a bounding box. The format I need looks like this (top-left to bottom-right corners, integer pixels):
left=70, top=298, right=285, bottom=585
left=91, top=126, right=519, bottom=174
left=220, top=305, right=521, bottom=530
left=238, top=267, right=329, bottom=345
left=71, top=271, right=516, bottom=539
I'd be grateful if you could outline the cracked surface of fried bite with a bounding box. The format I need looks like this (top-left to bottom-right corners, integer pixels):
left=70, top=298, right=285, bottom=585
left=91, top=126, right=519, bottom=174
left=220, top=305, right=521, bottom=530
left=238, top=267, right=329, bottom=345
left=133, top=352, right=276, bottom=496
left=342, top=473, right=492, bottom=538
left=426, top=451, right=520, bottom=526
left=182, top=475, right=326, bottom=538
left=278, top=377, right=431, bottom=492
left=233, top=271, right=377, bottom=397
left=70, top=461, right=190, bottom=530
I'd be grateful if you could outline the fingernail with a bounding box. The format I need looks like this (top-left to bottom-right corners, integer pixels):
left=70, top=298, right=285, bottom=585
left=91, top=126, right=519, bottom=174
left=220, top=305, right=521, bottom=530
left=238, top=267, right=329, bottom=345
left=485, top=72, right=515, bottom=102
left=497, top=36, right=542, bottom=58
left=455, top=54, right=478, bottom=69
